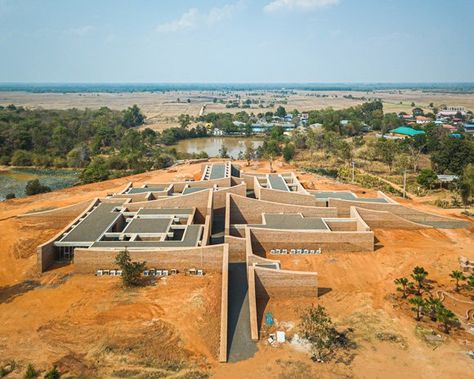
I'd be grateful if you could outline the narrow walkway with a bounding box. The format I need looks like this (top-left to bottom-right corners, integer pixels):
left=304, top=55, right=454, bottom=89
left=211, top=208, right=225, bottom=244
left=227, top=263, right=257, bottom=362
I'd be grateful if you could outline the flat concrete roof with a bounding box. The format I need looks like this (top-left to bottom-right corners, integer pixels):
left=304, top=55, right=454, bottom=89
left=210, top=163, right=226, bottom=180
left=123, top=218, right=171, bottom=234
left=183, top=187, right=208, bottom=195
left=267, top=174, right=289, bottom=191
left=137, top=208, right=194, bottom=215
left=314, top=191, right=357, bottom=200
left=90, top=225, right=202, bottom=248
left=61, top=203, right=120, bottom=243
left=313, top=191, right=388, bottom=203
left=127, top=185, right=166, bottom=194
left=250, top=213, right=329, bottom=230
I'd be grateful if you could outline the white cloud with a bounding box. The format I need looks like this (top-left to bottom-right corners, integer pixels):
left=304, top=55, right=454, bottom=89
left=157, top=1, right=245, bottom=33
left=156, top=8, right=199, bottom=33
left=264, top=0, right=340, bottom=13
left=68, top=25, right=96, bottom=36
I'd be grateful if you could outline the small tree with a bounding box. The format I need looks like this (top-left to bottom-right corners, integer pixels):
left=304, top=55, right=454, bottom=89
left=409, top=295, right=425, bottom=321
left=218, top=145, right=229, bottom=159
left=436, top=305, right=459, bottom=334
left=24, top=364, right=38, bottom=379
left=44, top=366, right=60, bottom=379
left=282, top=143, right=295, bottom=162
left=411, top=266, right=428, bottom=295
left=394, top=277, right=411, bottom=298
left=244, top=144, right=255, bottom=166
left=263, top=139, right=281, bottom=173
left=467, top=274, right=474, bottom=290
left=424, top=297, right=443, bottom=321
left=416, top=169, right=437, bottom=189
left=449, top=270, right=466, bottom=292
left=115, top=249, right=146, bottom=287
left=299, top=305, right=339, bottom=362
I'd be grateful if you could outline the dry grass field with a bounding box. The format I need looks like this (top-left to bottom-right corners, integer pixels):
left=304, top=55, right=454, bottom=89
left=1, top=90, right=474, bottom=131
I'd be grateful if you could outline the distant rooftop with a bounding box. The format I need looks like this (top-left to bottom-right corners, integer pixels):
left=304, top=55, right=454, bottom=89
left=390, top=126, right=426, bottom=136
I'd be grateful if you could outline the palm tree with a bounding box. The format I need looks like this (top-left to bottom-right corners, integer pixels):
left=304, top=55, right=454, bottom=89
left=436, top=305, right=458, bottom=334
left=467, top=274, right=474, bottom=290
left=449, top=270, right=466, bottom=292
left=394, top=277, right=410, bottom=298
left=409, top=295, right=425, bottom=321
left=424, top=297, right=443, bottom=321
left=411, top=266, right=428, bottom=295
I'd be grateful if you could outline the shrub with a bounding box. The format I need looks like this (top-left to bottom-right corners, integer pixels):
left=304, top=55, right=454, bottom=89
left=25, top=179, right=51, bottom=196
left=23, top=363, right=38, bottom=379
left=115, top=249, right=146, bottom=287
left=416, top=169, right=437, bottom=189
left=299, top=304, right=353, bottom=362
left=44, top=366, right=60, bottom=379
left=5, top=193, right=16, bottom=200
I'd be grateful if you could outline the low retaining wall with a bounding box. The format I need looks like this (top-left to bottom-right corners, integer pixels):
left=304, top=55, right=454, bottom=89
left=19, top=199, right=92, bottom=219
left=259, top=188, right=326, bottom=207
left=74, top=244, right=227, bottom=274
left=248, top=266, right=318, bottom=341
left=255, top=266, right=318, bottom=298
left=248, top=227, right=374, bottom=253
left=354, top=206, right=431, bottom=229
left=228, top=194, right=337, bottom=226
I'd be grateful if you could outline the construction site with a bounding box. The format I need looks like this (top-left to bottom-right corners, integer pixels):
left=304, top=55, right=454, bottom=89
left=1, top=160, right=473, bottom=378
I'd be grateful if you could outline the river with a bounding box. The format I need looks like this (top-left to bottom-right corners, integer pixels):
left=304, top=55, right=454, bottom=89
left=175, top=137, right=264, bottom=158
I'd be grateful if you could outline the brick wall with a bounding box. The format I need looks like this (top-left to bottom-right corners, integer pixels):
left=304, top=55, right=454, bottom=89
left=259, top=188, right=326, bottom=207
left=248, top=227, right=374, bottom=253
left=224, top=235, right=246, bottom=262
left=74, top=244, right=227, bottom=274
left=228, top=194, right=337, bottom=225
left=213, top=183, right=246, bottom=210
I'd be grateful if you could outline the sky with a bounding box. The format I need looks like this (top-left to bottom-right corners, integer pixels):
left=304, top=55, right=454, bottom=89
left=1, top=0, right=473, bottom=83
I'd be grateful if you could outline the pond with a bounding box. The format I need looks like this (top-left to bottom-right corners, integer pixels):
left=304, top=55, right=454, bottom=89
left=175, top=137, right=264, bottom=158
left=0, top=167, right=80, bottom=201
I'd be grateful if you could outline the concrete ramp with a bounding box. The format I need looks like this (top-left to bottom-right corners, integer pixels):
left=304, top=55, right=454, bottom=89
left=227, top=263, right=257, bottom=362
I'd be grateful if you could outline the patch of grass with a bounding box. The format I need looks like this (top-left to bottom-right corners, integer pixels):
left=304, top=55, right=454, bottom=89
left=137, top=371, right=169, bottom=379
left=175, top=371, right=209, bottom=379
left=375, top=332, right=408, bottom=349
left=276, top=360, right=312, bottom=379
left=112, top=369, right=142, bottom=378
left=414, top=325, right=446, bottom=348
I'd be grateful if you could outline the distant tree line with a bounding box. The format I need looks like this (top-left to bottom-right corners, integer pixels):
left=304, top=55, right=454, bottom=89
left=0, top=104, right=188, bottom=184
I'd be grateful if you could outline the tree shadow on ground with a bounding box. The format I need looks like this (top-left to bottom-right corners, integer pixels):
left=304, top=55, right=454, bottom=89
left=0, top=280, right=40, bottom=304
